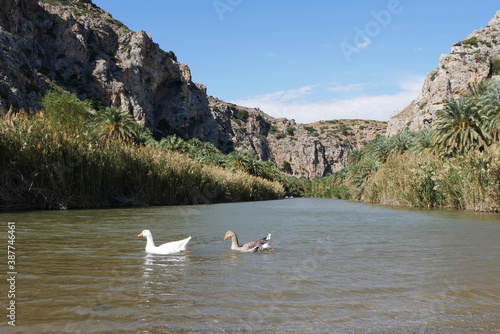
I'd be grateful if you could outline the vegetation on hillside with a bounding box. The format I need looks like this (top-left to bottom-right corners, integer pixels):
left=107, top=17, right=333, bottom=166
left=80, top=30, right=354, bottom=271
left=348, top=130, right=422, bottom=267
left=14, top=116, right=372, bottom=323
left=309, top=79, right=500, bottom=212
left=0, top=89, right=285, bottom=210
left=304, top=119, right=387, bottom=146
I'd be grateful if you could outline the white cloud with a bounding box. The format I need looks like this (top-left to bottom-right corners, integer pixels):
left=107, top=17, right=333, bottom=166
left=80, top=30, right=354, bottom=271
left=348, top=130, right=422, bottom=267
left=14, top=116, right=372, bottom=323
left=249, top=86, right=314, bottom=104
left=232, top=76, right=425, bottom=124
left=398, top=74, right=426, bottom=92
left=327, top=82, right=373, bottom=93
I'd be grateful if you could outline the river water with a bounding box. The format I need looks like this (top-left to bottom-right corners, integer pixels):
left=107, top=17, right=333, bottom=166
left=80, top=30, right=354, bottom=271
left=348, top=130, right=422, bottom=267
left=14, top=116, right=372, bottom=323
left=1, top=198, right=499, bottom=333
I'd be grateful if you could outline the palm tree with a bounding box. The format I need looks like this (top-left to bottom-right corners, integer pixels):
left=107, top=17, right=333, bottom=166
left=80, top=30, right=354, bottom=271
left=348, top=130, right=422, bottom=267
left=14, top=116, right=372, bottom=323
left=410, top=129, right=432, bottom=153
left=159, top=135, right=188, bottom=152
left=347, top=148, right=364, bottom=166
left=133, top=123, right=155, bottom=146
left=479, top=80, right=500, bottom=142
left=364, top=135, right=391, bottom=163
left=430, top=96, right=489, bottom=154
left=225, top=151, right=264, bottom=176
left=186, top=138, right=225, bottom=164
left=346, top=157, right=381, bottom=188
left=93, top=106, right=138, bottom=145
left=387, top=130, right=414, bottom=157
left=468, top=79, right=494, bottom=99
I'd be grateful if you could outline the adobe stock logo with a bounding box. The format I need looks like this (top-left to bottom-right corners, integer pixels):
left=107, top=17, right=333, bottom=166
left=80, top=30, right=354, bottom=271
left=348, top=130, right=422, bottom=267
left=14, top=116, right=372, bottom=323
left=340, top=0, right=404, bottom=63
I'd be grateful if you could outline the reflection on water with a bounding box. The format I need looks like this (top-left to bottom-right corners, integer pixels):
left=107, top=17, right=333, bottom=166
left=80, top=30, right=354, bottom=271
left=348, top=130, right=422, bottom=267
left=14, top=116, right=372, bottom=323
left=1, top=199, right=499, bottom=333
left=139, top=254, right=191, bottom=313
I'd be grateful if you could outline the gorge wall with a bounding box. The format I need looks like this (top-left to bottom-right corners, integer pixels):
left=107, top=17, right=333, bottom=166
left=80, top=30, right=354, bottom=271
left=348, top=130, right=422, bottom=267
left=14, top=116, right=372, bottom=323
left=208, top=97, right=385, bottom=178
left=387, top=10, right=500, bottom=136
left=0, top=0, right=386, bottom=178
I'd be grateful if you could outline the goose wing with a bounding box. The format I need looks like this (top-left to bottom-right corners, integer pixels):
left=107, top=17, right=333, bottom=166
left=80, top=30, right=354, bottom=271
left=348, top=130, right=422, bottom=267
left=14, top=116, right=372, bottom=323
left=155, top=236, right=192, bottom=254
left=241, top=233, right=271, bottom=252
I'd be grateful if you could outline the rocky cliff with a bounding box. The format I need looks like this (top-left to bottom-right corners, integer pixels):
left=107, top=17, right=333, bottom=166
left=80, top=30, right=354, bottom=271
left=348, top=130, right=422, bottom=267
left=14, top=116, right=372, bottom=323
left=0, top=0, right=385, bottom=178
left=208, top=98, right=386, bottom=178
left=0, top=0, right=226, bottom=143
left=387, top=11, right=500, bottom=136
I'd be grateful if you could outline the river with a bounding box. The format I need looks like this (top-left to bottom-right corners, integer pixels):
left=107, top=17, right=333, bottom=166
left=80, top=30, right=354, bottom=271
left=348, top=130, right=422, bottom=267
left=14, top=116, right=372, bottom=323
left=1, top=198, right=499, bottom=333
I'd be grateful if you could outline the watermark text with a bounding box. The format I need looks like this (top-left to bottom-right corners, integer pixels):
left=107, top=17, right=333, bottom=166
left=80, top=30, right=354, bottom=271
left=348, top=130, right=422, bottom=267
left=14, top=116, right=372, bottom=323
left=6, top=221, right=16, bottom=327
left=213, top=0, right=243, bottom=21
left=340, top=0, right=404, bottom=63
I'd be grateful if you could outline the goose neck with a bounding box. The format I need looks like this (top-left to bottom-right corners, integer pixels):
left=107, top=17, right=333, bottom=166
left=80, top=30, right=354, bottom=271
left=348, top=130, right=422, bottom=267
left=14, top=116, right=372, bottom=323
left=145, top=234, right=155, bottom=248
left=231, top=234, right=241, bottom=249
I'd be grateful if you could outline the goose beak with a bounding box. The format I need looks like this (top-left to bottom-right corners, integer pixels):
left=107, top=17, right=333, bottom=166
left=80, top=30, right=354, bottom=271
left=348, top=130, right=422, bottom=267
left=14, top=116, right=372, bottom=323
left=223, top=235, right=229, bottom=240
left=137, top=232, right=144, bottom=237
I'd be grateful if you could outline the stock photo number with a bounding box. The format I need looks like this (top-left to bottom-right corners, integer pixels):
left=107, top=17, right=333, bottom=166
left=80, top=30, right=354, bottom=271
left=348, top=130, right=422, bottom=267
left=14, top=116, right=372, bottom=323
left=7, top=222, right=16, bottom=327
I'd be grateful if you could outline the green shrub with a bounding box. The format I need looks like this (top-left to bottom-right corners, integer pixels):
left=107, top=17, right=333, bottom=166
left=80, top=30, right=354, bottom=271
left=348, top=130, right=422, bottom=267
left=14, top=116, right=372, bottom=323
left=430, top=71, right=438, bottom=81
left=330, top=185, right=351, bottom=200
left=235, top=109, right=249, bottom=122
left=461, top=36, right=478, bottom=46
left=269, top=125, right=279, bottom=134
left=165, top=51, right=177, bottom=61
left=276, top=132, right=286, bottom=139
left=41, top=88, right=92, bottom=129
left=491, top=59, right=500, bottom=75
left=303, top=126, right=315, bottom=133
left=282, top=161, right=292, bottom=174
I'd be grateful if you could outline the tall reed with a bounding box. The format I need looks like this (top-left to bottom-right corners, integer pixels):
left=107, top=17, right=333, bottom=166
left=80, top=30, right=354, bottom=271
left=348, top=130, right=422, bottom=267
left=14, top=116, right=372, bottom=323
left=363, top=144, right=500, bottom=211
left=0, top=113, right=284, bottom=210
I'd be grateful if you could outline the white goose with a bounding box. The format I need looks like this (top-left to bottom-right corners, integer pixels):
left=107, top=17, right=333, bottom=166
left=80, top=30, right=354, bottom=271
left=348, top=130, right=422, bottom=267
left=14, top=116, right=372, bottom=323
left=137, top=229, right=191, bottom=255
left=223, top=230, right=272, bottom=252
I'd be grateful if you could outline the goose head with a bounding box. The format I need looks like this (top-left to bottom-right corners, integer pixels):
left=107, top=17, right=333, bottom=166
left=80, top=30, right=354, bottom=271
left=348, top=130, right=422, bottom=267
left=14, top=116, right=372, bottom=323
left=223, top=230, right=235, bottom=240
left=138, top=229, right=152, bottom=238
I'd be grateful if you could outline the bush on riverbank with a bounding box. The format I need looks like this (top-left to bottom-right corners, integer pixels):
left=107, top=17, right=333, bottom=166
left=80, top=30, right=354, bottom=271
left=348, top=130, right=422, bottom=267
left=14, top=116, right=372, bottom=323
left=0, top=92, right=284, bottom=210
left=310, top=79, right=500, bottom=212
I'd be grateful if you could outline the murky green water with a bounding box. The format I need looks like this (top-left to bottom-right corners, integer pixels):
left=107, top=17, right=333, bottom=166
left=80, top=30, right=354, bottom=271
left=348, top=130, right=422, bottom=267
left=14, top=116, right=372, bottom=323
left=1, top=198, right=499, bottom=333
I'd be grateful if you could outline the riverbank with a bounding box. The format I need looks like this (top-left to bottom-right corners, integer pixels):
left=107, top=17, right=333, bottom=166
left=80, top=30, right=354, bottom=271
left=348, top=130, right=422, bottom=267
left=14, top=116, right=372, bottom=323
left=0, top=110, right=284, bottom=211
left=309, top=137, right=500, bottom=213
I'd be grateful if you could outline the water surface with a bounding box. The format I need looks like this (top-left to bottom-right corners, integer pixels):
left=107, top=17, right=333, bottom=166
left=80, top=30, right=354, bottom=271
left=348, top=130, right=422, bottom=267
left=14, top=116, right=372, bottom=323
left=1, top=198, right=499, bottom=333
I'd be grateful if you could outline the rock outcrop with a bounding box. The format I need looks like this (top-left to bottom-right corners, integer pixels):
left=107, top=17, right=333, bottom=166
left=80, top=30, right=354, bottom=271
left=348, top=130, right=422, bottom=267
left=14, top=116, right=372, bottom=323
left=208, top=98, right=386, bottom=178
left=0, top=0, right=386, bottom=178
left=387, top=11, right=500, bottom=136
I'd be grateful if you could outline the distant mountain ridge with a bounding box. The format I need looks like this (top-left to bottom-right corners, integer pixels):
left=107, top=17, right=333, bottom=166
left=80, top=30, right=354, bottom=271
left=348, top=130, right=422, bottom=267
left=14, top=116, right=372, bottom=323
left=387, top=10, right=500, bottom=136
left=0, top=0, right=385, bottom=178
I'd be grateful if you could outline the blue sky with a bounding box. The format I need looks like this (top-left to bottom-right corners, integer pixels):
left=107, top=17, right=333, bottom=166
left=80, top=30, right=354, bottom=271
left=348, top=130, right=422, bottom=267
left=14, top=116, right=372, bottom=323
left=93, top=0, right=499, bottom=123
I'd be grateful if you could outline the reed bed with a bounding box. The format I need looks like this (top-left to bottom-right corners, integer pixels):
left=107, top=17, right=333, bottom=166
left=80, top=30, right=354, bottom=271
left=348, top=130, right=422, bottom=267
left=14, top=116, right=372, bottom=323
left=0, top=113, right=284, bottom=210
left=309, top=137, right=499, bottom=212
left=363, top=144, right=500, bottom=212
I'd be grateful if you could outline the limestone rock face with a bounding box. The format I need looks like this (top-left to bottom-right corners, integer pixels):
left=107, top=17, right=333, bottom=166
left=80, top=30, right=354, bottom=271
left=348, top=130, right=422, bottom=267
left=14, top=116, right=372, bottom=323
left=387, top=10, right=500, bottom=136
left=0, top=0, right=221, bottom=141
